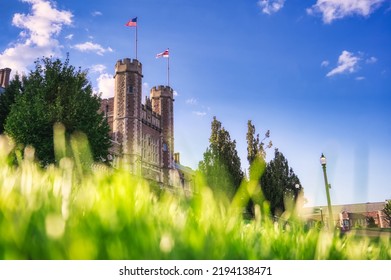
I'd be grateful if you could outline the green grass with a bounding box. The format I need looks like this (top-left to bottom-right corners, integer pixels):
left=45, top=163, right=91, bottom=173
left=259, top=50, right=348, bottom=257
left=0, top=134, right=390, bottom=260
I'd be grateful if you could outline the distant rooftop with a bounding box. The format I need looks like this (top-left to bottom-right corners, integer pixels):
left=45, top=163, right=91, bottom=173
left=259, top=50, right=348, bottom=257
left=302, top=201, right=387, bottom=217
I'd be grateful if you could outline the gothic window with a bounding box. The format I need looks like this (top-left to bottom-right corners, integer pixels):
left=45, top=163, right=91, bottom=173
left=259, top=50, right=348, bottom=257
left=128, top=85, right=133, bottom=94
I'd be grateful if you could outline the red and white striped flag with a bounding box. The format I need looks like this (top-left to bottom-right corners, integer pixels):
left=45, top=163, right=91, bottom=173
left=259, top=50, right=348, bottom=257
left=156, top=49, right=169, bottom=58
left=125, top=17, right=137, bottom=27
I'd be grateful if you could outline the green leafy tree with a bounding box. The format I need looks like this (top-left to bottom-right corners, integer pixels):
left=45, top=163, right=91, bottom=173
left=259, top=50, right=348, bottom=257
left=4, top=55, right=111, bottom=165
left=198, top=116, right=244, bottom=200
left=246, top=120, right=272, bottom=165
left=245, top=120, right=272, bottom=216
left=0, top=74, right=23, bottom=134
left=383, top=200, right=391, bottom=227
left=260, top=148, right=301, bottom=216
left=366, top=216, right=377, bottom=228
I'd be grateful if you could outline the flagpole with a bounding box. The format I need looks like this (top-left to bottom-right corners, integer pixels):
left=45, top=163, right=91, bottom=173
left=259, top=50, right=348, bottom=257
left=167, top=51, right=170, bottom=87
left=135, top=23, right=138, bottom=59
left=125, top=18, right=138, bottom=59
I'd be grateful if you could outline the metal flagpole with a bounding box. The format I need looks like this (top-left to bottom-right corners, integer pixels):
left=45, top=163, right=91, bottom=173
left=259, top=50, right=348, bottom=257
left=135, top=23, right=138, bottom=60
left=125, top=17, right=138, bottom=59
left=167, top=51, right=170, bottom=87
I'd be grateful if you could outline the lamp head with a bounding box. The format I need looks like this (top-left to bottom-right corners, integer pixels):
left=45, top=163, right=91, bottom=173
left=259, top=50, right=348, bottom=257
left=320, top=153, right=327, bottom=166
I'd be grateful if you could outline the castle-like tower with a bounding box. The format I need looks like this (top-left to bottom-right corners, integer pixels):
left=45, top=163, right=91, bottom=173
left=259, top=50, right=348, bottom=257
left=151, top=85, right=174, bottom=184
left=103, top=58, right=177, bottom=186
left=113, top=58, right=143, bottom=174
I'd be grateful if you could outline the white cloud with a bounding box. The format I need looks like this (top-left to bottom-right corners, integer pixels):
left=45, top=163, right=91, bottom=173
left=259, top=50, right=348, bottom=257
left=307, top=0, right=384, bottom=24
left=185, top=98, right=198, bottom=105
left=0, top=0, right=73, bottom=73
left=90, top=64, right=106, bottom=74
left=356, top=76, right=366, bottom=80
left=326, top=50, right=360, bottom=77
left=65, top=34, right=74, bottom=40
left=92, top=11, right=102, bottom=17
left=143, top=82, right=150, bottom=92
left=192, top=111, right=207, bottom=117
left=366, top=56, right=377, bottom=64
left=321, top=60, right=330, bottom=67
left=258, top=0, right=285, bottom=15
left=72, top=42, right=113, bottom=56
left=142, top=82, right=150, bottom=99
left=96, top=73, right=114, bottom=99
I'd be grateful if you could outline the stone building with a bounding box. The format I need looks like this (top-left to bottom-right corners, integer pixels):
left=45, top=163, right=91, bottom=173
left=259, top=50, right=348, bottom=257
left=100, top=58, right=193, bottom=190
left=0, top=68, right=11, bottom=94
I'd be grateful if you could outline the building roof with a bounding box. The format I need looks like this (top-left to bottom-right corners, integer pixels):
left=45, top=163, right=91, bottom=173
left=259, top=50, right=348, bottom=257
left=302, top=201, right=387, bottom=217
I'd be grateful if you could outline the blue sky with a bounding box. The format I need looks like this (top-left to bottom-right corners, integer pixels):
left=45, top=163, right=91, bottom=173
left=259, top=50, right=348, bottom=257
left=1, top=0, right=390, bottom=207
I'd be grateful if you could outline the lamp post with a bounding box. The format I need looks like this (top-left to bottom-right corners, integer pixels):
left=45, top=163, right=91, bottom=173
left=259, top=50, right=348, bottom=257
left=320, top=153, right=334, bottom=230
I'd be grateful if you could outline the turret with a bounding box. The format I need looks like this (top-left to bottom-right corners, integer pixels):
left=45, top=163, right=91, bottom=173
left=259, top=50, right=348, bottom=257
left=113, top=58, right=143, bottom=174
left=150, top=85, right=174, bottom=184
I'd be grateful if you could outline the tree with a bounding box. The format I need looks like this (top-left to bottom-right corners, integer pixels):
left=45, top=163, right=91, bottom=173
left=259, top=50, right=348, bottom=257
left=366, top=216, right=377, bottom=228
left=0, top=74, right=23, bottom=134
left=198, top=116, right=244, bottom=200
left=383, top=200, right=391, bottom=227
left=260, top=148, right=301, bottom=216
left=246, top=120, right=272, bottom=165
left=4, top=55, right=111, bottom=165
left=245, top=120, right=272, bottom=217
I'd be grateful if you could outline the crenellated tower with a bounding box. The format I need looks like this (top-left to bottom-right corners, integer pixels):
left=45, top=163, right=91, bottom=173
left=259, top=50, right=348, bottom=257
left=113, top=58, right=143, bottom=174
left=150, top=86, right=174, bottom=185
left=103, top=57, right=189, bottom=188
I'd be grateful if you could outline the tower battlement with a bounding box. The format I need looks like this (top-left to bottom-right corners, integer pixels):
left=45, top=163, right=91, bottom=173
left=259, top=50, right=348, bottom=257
left=150, top=85, right=173, bottom=98
left=151, top=85, right=173, bottom=92
left=115, top=58, right=142, bottom=75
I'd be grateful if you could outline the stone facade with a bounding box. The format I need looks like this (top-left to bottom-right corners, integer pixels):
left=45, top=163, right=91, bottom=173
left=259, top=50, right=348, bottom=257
left=0, top=68, right=11, bottom=94
left=100, top=58, right=193, bottom=190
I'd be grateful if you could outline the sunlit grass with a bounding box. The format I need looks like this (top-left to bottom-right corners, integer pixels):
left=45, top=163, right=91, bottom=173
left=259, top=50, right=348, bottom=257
left=0, top=130, right=390, bottom=260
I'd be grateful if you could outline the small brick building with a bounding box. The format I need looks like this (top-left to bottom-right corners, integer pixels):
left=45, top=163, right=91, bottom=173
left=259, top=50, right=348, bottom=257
left=303, top=201, right=390, bottom=229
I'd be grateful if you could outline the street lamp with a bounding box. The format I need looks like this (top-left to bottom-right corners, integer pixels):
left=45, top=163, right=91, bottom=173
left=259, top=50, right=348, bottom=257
left=320, top=153, right=334, bottom=230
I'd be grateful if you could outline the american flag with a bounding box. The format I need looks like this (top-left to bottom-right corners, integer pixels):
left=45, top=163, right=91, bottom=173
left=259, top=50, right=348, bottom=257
left=156, top=49, right=169, bottom=58
left=125, top=17, right=137, bottom=27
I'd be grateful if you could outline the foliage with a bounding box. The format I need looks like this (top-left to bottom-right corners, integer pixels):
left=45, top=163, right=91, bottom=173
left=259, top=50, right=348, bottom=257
left=246, top=121, right=304, bottom=217
left=0, top=74, right=23, bottom=134
left=383, top=200, right=391, bottom=227
left=246, top=120, right=271, bottom=165
left=3, top=55, right=111, bottom=166
left=198, top=116, right=244, bottom=201
left=245, top=120, right=273, bottom=217
left=261, top=149, right=302, bottom=216
left=366, top=217, right=377, bottom=228
left=0, top=134, right=389, bottom=260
